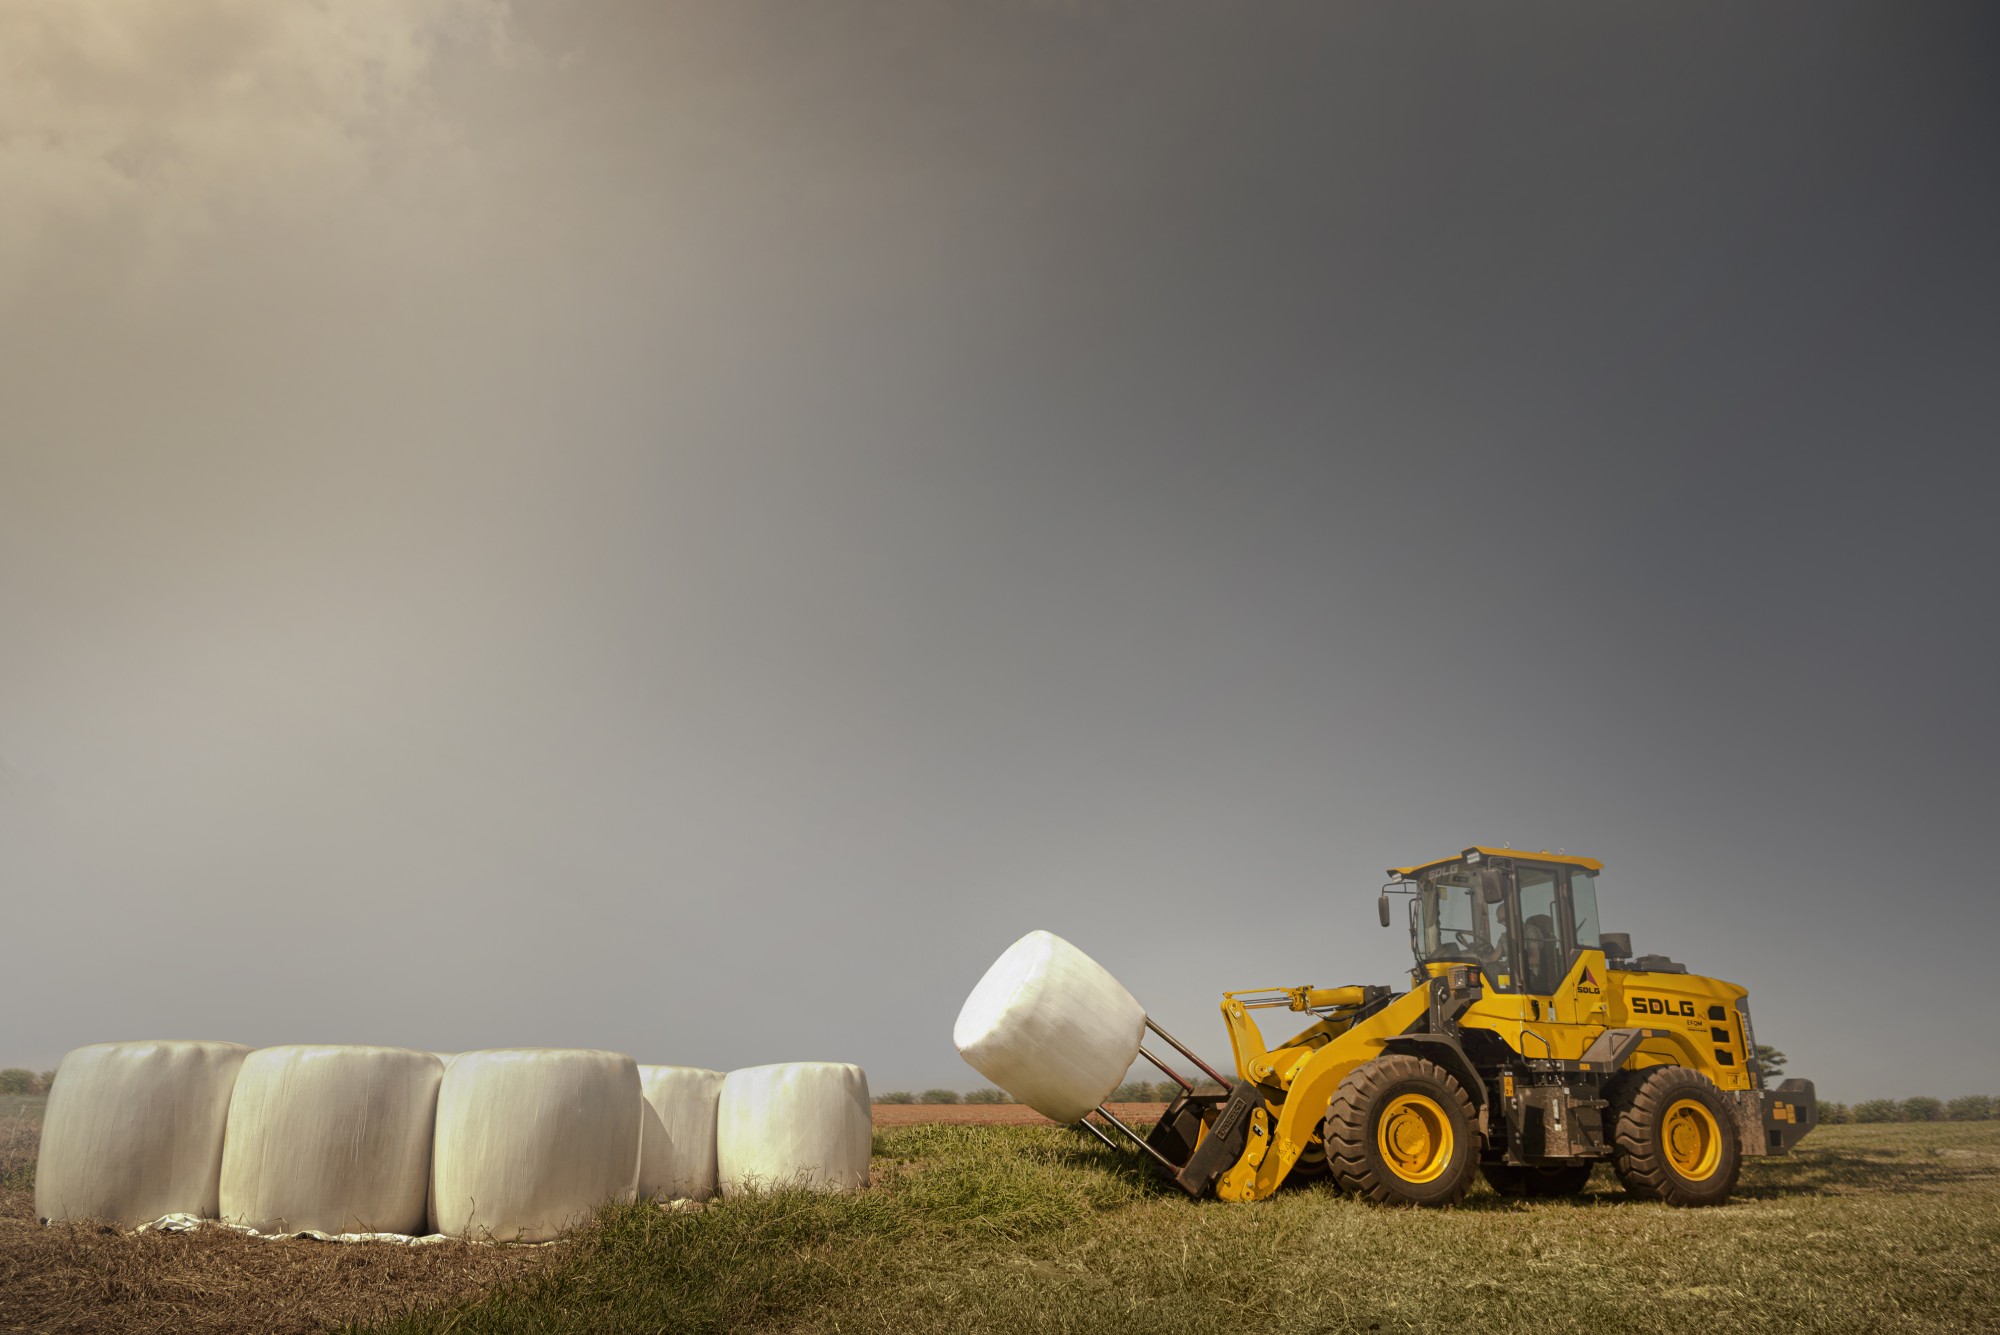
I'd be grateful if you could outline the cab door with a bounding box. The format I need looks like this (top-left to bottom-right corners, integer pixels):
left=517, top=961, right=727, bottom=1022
left=1510, top=865, right=1575, bottom=1058
left=1552, top=866, right=1612, bottom=1032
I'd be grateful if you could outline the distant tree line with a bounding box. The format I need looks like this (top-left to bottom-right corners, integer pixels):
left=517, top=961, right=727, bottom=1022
left=1820, top=1095, right=1995, bottom=1124
left=0, top=1069, right=55, bottom=1095
left=872, top=1081, right=2000, bottom=1122
left=1750, top=1049, right=1999, bottom=1122
left=871, top=1089, right=999, bottom=1105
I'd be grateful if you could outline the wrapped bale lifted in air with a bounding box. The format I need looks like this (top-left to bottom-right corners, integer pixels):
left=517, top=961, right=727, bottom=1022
left=961, top=848, right=1817, bottom=1208
left=954, top=930, right=1239, bottom=1173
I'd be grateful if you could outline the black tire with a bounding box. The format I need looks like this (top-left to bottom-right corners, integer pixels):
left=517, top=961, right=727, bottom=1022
left=1480, top=1161, right=1596, bottom=1198
left=1323, top=1054, right=1478, bottom=1207
left=1285, top=1135, right=1330, bottom=1183
left=1607, top=1066, right=1741, bottom=1207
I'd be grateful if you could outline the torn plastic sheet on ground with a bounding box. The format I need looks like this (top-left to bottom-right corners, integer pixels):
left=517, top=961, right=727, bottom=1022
left=131, top=1212, right=555, bottom=1245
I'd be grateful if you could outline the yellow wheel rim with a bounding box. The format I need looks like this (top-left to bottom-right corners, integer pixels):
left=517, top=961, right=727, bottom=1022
left=1662, top=1097, right=1723, bottom=1181
left=1376, top=1093, right=1454, bottom=1183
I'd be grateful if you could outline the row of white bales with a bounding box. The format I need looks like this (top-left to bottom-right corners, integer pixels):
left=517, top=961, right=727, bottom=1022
left=34, top=1042, right=872, bottom=1242
left=37, top=930, right=1159, bottom=1243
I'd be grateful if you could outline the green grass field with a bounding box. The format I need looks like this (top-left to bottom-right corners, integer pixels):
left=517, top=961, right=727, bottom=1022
left=367, top=1120, right=2000, bottom=1335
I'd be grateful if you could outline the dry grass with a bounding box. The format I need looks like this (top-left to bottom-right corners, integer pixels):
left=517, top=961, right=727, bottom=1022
left=374, top=1120, right=2000, bottom=1335
left=6, top=1091, right=1998, bottom=1334
left=0, top=1096, right=550, bottom=1335
left=0, top=1099, right=39, bottom=1195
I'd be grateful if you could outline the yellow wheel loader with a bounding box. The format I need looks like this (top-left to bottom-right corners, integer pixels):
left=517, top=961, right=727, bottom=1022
left=1082, top=847, right=1815, bottom=1207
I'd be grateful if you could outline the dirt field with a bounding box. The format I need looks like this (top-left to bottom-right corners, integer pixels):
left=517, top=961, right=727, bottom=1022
left=0, top=1095, right=548, bottom=1335
left=869, top=1101, right=1165, bottom=1126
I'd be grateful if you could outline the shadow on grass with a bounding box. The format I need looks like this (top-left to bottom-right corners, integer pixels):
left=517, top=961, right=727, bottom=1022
left=902, top=1117, right=2000, bottom=1216
left=1732, top=1139, right=2000, bottom=1199
left=1443, top=1137, right=2000, bottom=1210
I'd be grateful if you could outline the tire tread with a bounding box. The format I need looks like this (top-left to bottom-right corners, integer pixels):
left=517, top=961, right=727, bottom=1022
left=1605, top=1066, right=1741, bottom=1207
left=1322, top=1054, right=1476, bottom=1207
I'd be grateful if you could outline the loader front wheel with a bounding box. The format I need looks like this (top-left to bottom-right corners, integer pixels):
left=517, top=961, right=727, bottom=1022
left=1607, top=1066, right=1741, bottom=1207
left=1324, top=1055, right=1476, bottom=1207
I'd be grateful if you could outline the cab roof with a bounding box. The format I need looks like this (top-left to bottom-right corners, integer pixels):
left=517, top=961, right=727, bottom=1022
left=1389, top=846, right=1604, bottom=878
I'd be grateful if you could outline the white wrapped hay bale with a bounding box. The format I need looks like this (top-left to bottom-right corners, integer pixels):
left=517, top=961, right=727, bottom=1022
left=953, top=929, right=1146, bottom=1123
left=430, top=1049, right=640, bottom=1242
left=637, top=1066, right=725, bottom=1201
left=716, top=1063, right=871, bottom=1195
left=219, top=1045, right=443, bottom=1235
left=35, top=1040, right=251, bottom=1226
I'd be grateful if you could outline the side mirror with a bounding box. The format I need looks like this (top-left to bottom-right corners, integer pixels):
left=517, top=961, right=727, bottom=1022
left=1601, top=931, right=1632, bottom=959
left=1378, top=893, right=1392, bottom=928
left=1481, top=868, right=1507, bottom=904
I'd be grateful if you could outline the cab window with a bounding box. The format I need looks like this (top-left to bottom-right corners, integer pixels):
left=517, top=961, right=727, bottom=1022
left=1566, top=868, right=1603, bottom=957
left=1514, top=867, right=1562, bottom=995
left=1417, top=867, right=1507, bottom=981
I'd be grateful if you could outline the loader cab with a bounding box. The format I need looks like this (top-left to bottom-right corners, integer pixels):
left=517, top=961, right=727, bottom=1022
left=1389, top=847, right=1604, bottom=997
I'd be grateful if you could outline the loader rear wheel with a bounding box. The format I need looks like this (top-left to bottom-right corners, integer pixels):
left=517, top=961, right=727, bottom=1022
left=1480, top=1161, right=1595, bottom=1198
left=1323, top=1055, right=1476, bottom=1207
left=1607, top=1066, right=1741, bottom=1207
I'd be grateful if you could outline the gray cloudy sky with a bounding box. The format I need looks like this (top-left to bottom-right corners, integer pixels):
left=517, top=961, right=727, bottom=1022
left=3, top=1, right=1996, bottom=1101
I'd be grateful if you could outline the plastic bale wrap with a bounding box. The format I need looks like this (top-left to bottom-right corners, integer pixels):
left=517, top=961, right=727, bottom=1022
left=636, top=1098, right=669, bottom=1199
left=953, top=929, right=1147, bottom=1123
left=219, top=1046, right=443, bottom=1236
left=35, top=1040, right=251, bottom=1227
left=420, top=1057, right=460, bottom=1230
left=716, top=1063, right=871, bottom=1195
left=430, top=1049, right=641, bottom=1242
left=637, top=1066, right=725, bottom=1200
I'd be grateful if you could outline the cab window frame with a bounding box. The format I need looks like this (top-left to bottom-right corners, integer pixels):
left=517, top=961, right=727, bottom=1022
left=1559, top=866, right=1604, bottom=970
